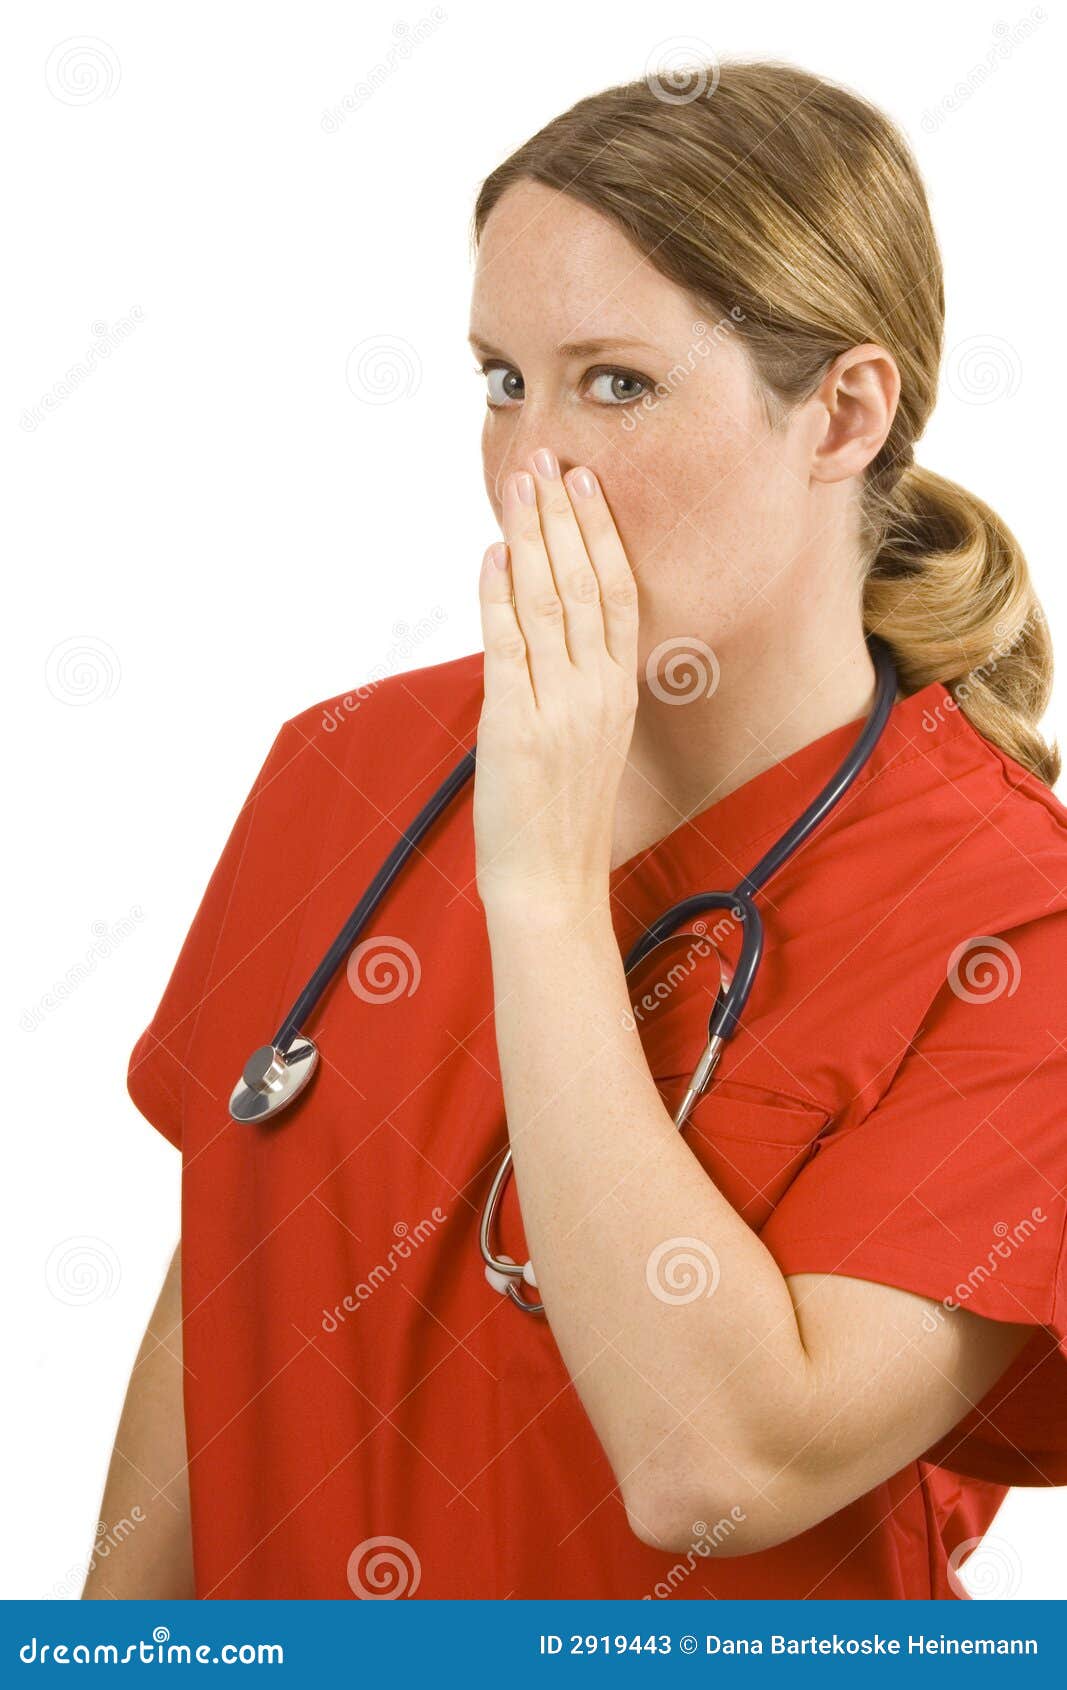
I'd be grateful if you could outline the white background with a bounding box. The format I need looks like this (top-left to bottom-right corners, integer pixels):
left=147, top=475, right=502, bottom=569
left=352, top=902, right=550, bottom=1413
left=4, top=0, right=1064, bottom=1601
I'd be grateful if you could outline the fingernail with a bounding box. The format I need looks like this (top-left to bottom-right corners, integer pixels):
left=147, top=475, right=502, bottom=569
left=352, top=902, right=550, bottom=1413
left=568, top=467, right=598, bottom=498
left=489, top=542, right=509, bottom=569
left=515, top=472, right=536, bottom=505
left=532, top=447, right=559, bottom=478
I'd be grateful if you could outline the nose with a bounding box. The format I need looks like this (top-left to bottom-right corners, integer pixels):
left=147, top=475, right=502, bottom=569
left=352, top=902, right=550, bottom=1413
left=491, top=413, right=583, bottom=502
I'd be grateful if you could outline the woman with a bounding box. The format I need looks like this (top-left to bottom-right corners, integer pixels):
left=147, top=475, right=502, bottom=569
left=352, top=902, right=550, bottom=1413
left=89, top=60, right=1067, bottom=1601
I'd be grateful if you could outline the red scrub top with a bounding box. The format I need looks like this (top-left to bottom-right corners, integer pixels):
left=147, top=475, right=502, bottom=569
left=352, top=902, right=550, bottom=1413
left=127, top=651, right=1067, bottom=1600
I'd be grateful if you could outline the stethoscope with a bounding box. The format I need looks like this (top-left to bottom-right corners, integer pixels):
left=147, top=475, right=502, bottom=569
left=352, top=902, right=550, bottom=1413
left=229, top=632, right=899, bottom=1317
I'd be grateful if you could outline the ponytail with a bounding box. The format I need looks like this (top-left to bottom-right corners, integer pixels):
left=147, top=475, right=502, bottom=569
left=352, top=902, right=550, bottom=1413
left=862, top=465, right=1059, bottom=788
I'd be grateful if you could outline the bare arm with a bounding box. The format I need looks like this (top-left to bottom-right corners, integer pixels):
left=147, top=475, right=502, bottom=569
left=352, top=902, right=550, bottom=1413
left=486, top=902, right=1033, bottom=1556
left=473, top=454, right=1035, bottom=1557
left=82, top=1241, right=195, bottom=1599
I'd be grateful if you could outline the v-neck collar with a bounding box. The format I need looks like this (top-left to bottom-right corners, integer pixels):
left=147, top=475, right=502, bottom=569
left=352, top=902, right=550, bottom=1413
left=607, top=679, right=973, bottom=946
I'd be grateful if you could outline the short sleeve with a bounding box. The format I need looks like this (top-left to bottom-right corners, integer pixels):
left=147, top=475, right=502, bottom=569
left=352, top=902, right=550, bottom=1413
left=760, top=911, right=1067, bottom=1486
left=126, top=722, right=292, bottom=1152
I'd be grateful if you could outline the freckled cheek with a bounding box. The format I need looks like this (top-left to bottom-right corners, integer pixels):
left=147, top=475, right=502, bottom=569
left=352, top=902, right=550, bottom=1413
left=594, top=433, right=731, bottom=567
left=585, top=434, right=673, bottom=546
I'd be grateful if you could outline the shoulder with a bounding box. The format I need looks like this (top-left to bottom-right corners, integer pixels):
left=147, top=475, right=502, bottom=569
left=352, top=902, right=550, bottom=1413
left=955, top=691, right=1067, bottom=847
left=933, top=679, right=1067, bottom=845
left=235, top=649, right=486, bottom=860
left=879, top=684, right=1067, bottom=932
left=282, top=648, right=485, bottom=751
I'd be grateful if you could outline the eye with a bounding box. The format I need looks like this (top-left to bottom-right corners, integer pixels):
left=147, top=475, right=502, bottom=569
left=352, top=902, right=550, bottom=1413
left=584, top=367, right=652, bottom=406
left=472, top=360, right=654, bottom=409
left=474, top=361, right=523, bottom=408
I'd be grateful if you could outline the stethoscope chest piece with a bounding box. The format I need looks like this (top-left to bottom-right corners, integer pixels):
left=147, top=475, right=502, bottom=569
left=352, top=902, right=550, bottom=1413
left=229, top=1038, right=319, bottom=1123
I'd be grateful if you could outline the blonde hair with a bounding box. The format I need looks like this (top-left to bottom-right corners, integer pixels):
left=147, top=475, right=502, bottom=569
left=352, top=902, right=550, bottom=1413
left=471, top=59, right=1059, bottom=786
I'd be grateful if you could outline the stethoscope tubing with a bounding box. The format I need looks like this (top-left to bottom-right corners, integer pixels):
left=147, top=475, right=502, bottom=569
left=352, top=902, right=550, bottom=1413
left=273, top=636, right=896, bottom=1056
left=273, top=747, right=477, bottom=1052
left=240, top=633, right=900, bottom=1317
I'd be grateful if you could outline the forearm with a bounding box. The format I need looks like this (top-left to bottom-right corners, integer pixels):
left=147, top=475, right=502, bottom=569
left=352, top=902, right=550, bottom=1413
left=484, top=893, right=814, bottom=1544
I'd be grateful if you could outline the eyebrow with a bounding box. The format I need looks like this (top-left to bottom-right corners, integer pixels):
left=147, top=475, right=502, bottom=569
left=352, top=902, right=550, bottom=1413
left=468, top=332, right=659, bottom=360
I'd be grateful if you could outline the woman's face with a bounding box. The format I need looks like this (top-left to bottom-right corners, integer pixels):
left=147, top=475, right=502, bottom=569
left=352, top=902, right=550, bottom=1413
left=469, top=179, right=828, bottom=670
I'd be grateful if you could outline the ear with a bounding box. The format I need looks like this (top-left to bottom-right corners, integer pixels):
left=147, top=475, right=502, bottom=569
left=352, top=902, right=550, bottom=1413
left=809, top=343, right=901, bottom=485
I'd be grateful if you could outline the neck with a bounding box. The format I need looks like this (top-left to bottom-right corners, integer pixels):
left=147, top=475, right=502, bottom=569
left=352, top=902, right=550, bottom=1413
left=620, top=609, right=889, bottom=851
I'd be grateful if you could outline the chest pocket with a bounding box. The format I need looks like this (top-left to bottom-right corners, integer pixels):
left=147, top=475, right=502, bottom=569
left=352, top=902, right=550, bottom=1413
left=653, top=1071, right=829, bottom=1231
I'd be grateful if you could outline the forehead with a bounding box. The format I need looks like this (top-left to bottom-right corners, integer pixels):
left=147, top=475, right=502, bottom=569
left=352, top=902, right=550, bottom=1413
left=470, top=179, right=690, bottom=346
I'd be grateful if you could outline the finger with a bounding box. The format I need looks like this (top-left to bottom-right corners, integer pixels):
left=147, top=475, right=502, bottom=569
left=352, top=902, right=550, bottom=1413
left=478, top=541, right=531, bottom=716
left=527, top=447, right=606, bottom=670
left=501, top=469, right=572, bottom=704
left=562, top=465, right=639, bottom=674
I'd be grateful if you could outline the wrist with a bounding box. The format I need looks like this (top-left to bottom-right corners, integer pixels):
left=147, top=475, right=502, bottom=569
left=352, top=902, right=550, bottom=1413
left=480, top=880, right=614, bottom=937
